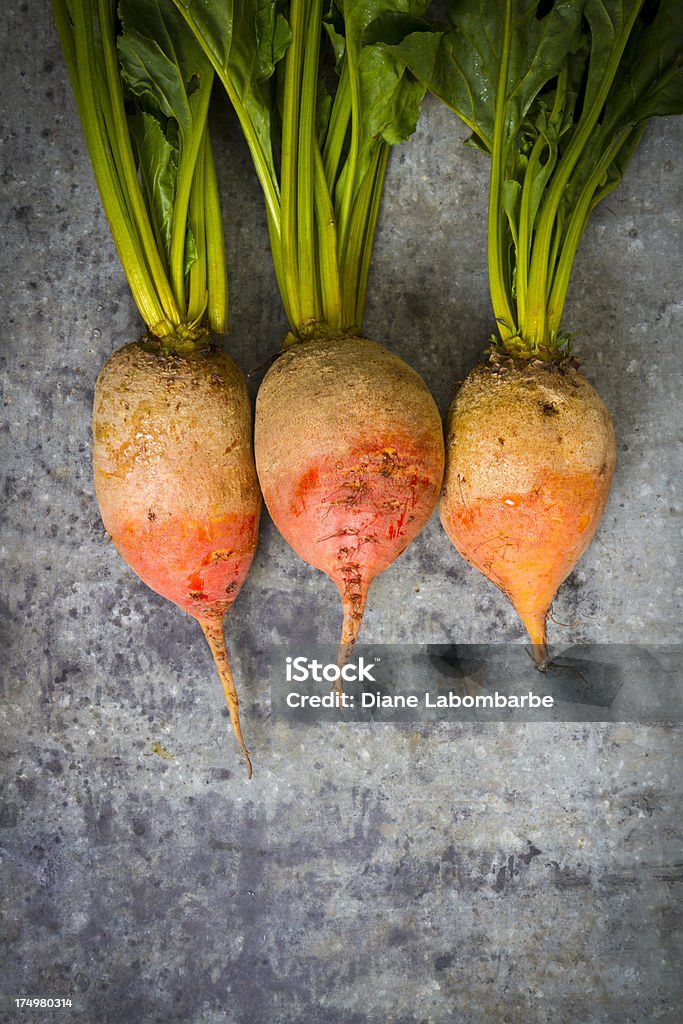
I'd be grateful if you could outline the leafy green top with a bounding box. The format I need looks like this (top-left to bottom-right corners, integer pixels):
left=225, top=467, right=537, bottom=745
left=173, top=0, right=431, bottom=340
left=52, top=0, right=227, bottom=347
left=384, top=0, right=683, bottom=360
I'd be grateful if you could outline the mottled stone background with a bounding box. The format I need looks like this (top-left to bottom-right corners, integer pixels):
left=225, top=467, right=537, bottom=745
left=1, top=3, right=681, bottom=1023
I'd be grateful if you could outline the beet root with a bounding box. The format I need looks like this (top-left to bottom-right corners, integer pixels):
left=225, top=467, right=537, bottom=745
left=92, top=339, right=261, bottom=775
left=254, top=336, right=445, bottom=660
left=439, top=359, right=616, bottom=666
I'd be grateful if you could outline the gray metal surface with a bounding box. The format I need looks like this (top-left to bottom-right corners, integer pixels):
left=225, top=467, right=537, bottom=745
left=1, top=4, right=680, bottom=1022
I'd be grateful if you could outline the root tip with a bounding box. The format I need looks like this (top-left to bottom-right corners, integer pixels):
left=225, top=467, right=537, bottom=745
left=338, top=586, right=368, bottom=667
left=532, top=643, right=550, bottom=671
left=199, top=614, right=254, bottom=779
left=515, top=605, right=550, bottom=672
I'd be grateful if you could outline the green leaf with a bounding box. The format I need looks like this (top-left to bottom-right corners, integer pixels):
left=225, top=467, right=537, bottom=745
left=52, top=0, right=228, bottom=341
left=322, top=0, right=346, bottom=69
left=383, top=1, right=584, bottom=149
left=255, top=2, right=292, bottom=78
left=386, top=0, right=683, bottom=356
left=329, top=0, right=433, bottom=314
left=118, top=0, right=223, bottom=325
left=172, top=0, right=288, bottom=227
left=341, top=0, right=432, bottom=149
left=52, top=0, right=184, bottom=335
left=128, top=110, right=178, bottom=263
left=603, top=0, right=683, bottom=129
left=176, top=0, right=435, bottom=335
left=357, top=45, right=425, bottom=145
left=580, top=0, right=643, bottom=120
left=118, top=0, right=215, bottom=138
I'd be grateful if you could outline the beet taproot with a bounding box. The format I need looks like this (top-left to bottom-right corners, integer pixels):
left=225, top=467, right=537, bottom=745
left=439, top=360, right=616, bottom=665
left=93, top=340, right=261, bottom=774
left=255, top=336, right=445, bottom=659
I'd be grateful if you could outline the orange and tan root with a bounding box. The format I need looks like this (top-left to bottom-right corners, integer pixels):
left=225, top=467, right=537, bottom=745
left=92, top=341, right=261, bottom=775
left=439, top=360, right=616, bottom=660
left=254, top=336, right=445, bottom=663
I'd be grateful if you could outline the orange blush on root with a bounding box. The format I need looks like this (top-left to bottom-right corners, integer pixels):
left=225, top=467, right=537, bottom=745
left=106, top=511, right=259, bottom=620
left=266, top=440, right=442, bottom=652
left=441, top=469, right=612, bottom=663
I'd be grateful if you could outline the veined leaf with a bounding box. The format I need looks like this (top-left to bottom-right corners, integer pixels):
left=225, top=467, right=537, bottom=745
left=340, top=0, right=432, bottom=148
left=358, top=46, right=425, bottom=145
left=129, top=110, right=178, bottom=263
left=381, top=0, right=584, bottom=150
left=118, top=0, right=215, bottom=139
left=580, top=0, right=644, bottom=122
left=386, top=0, right=683, bottom=356
left=255, top=1, right=292, bottom=79
left=602, top=0, right=683, bottom=130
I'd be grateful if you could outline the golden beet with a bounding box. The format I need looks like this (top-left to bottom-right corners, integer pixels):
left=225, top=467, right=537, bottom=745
left=93, top=340, right=261, bottom=775
left=439, top=360, right=616, bottom=665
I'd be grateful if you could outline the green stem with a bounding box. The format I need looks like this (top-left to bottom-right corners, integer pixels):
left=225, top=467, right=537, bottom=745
left=337, top=32, right=361, bottom=257
left=94, top=0, right=181, bottom=330
left=187, top=138, right=208, bottom=327
left=340, top=144, right=386, bottom=329
left=172, top=5, right=284, bottom=270
left=588, top=123, right=645, bottom=214
left=546, top=128, right=633, bottom=337
left=280, top=0, right=306, bottom=330
left=523, top=2, right=643, bottom=348
left=266, top=208, right=297, bottom=331
left=354, top=143, right=390, bottom=330
left=516, top=136, right=545, bottom=333
left=516, top=69, right=566, bottom=334
left=313, top=144, right=343, bottom=330
left=203, top=130, right=229, bottom=335
left=323, top=63, right=351, bottom=193
left=54, top=0, right=177, bottom=335
left=296, top=0, right=324, bottom=325
left=227, top=89, right=283, bottom=255
left=228, top=90, right=283, bottom=255
left=172, top=0, right=394, bottom=344
left=488, top=0, right=517, bottom=342
left=169, top=76, right=213, bottom=319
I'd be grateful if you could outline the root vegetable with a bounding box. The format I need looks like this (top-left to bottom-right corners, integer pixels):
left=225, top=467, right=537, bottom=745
left=179, top=0, right=444, bottom=657
left=439, top=360, right=615, bottom=666
left=93, top=341, right=260, bottom=771
left=54, top=0, right=261, bottom=774
left=389, top=0, right=682, bottom=657
left=255, top=337, right=444, bottom=659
